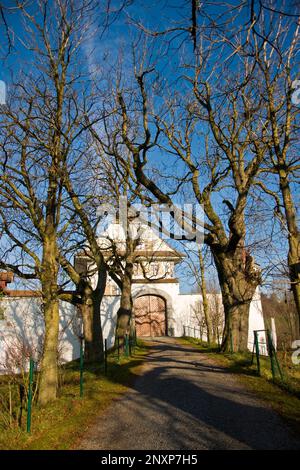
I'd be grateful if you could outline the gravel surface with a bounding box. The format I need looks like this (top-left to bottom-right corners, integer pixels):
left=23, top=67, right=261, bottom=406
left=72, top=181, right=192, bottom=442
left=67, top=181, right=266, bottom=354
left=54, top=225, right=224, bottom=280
left=78, top=338, right=300, bottom=450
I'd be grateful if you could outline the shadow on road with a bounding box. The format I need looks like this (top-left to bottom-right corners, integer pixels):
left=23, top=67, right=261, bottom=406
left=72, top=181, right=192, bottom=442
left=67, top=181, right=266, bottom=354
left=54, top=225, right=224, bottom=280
left=82, top=338, right=300, bottom=450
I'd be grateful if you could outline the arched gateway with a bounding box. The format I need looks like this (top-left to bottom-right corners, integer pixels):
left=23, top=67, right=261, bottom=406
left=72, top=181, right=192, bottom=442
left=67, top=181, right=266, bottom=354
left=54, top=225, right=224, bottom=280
left=132, top=286, right=177, bottom=338
left=134, top=294, right=166, bottom=337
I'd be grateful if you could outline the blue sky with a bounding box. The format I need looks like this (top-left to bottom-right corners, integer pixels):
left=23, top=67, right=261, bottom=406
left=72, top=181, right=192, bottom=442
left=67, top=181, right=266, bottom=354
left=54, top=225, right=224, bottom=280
left=0, top=1, right=298, bottom=294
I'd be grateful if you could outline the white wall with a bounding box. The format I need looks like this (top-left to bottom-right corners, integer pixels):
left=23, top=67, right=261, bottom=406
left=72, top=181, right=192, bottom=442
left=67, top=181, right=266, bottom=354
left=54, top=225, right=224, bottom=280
left=0, top=297, right=81, bottom=373
left=0, top=284, right=267, bottom=373
left=175, top=287, right=267, bottom=355
left=101, top=295, right=120, bottom=349
left=247, top=288, right=267, bottom=355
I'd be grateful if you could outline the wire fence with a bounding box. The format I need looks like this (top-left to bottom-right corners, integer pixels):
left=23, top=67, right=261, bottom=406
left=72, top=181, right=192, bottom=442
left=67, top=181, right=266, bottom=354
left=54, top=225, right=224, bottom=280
left=1, top=326, right=291, bottom=435
left=183, top=325, right=204, bottom=341
left=183, top=324, right=287, bottom=386
left=251, top=329, right=284, bottom=382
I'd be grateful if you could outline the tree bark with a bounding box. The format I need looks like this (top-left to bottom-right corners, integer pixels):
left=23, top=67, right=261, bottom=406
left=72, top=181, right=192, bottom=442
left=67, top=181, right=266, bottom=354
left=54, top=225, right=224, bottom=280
left=79, top=265, right=106, bottom=363
left=80, top=286, right=103, bottom=363
left=212, top=245, right=261, bottom=352
left=38, top=296, right=59, bottom=405
left=38, top=235, right=59, bottom=405
left=116, top=257, right=134, bottom=338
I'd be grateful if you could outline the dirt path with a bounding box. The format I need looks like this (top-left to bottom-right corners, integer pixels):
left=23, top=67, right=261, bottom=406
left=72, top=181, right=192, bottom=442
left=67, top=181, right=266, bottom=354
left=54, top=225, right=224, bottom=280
left=78, top=338, right=300, bottom=450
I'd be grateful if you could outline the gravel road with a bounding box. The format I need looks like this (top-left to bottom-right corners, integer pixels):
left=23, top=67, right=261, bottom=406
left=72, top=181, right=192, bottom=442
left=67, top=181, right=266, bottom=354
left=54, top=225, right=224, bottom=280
left=78, top=338, right=300, bottom=450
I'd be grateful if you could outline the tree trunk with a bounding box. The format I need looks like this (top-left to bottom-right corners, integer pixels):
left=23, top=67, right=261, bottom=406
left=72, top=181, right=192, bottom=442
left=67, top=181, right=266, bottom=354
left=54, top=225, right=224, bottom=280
left=79, top=274, right=105, bottom=363
left=38, top=235, right=59, bottom=405
left=221, top=294, right=252, bottom=353
left=80, top=288, right=103, bottom=363
left=212, top=246, right=261, bottom=353
left=116, top=259, right=134, bottom=338
left=38, top=296, right=59, bottom=405
left=279, top=172, right=300, bottom=333
left=198, top=250, right=213, bottom=345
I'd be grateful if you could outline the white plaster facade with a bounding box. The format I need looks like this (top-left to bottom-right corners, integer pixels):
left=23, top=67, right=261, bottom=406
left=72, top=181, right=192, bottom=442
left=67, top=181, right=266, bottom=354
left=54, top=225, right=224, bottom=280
left=0, top=297, right=81, bottom=373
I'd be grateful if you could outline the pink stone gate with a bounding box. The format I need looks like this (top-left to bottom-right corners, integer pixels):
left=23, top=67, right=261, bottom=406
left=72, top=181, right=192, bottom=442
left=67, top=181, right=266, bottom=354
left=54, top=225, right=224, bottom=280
left=134, top=295, right=167, bottom=337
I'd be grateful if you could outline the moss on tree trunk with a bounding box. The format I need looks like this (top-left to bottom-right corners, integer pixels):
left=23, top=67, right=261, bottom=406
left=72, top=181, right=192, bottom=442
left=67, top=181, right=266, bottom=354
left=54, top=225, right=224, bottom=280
left=38, top=234, right=59, bottom=405
left=116, top=255, right=134, bottom=338
left=38, top=296, right=59, bottom=405
left=80, top=289, right=104, bottom=363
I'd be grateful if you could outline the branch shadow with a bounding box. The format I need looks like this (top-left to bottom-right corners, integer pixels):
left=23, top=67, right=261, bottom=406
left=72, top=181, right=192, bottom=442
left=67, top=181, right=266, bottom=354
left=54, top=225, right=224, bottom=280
left=83, top=339, right=300, bottom=450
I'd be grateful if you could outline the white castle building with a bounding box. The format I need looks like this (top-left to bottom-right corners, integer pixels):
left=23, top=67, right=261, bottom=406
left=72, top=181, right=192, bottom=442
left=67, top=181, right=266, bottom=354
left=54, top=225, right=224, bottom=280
left=0, top=223, right=267, bottom=372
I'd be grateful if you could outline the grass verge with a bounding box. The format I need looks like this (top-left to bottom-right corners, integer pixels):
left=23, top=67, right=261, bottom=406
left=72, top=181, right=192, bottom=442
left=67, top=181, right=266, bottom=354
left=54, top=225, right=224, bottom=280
left=0, top=342, right=149, bottom=450
left=178, top=337, right=300, bottom=435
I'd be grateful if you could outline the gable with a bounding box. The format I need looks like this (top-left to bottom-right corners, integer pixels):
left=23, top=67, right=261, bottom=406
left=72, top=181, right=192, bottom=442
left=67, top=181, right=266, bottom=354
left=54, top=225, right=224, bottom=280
left=98, top=223, right=185, bottom=260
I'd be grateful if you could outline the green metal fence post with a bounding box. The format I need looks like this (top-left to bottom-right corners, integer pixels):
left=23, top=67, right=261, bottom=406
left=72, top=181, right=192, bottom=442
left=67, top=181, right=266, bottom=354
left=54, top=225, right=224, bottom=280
left=26, top=357, right=34, bottom=433
left=129, top=335, right=132, bottom=356
left=79, top=336, right=84, bottom=397
left=267, top=330, right=283, bottom=382
left=254, top=331, right=260, bottom=376
left=104, top=338, right=108, bottom=376
left=131, top=333, right=134, bottom=354
left=266, top=329, right=276, bottom=381
left=125, top=334, right=129, bottom=358
left=251, top=340, right=255, bottom=366
left=117, top=336, right=120, bottom=362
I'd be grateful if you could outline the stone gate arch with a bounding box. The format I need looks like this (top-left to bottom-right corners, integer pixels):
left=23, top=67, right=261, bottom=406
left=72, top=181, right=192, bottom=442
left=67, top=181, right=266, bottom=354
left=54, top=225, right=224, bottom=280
left=132, top=286, right=176, bottom=337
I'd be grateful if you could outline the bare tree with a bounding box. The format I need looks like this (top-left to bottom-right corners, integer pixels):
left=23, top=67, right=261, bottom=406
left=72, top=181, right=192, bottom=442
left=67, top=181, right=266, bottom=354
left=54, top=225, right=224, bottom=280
left=84, top=130, right=159, bottom=339
left=0, top=1, right=25, bottom=57
left=0, top=0, right=99, bottom=403
left=207, top=278, right=224, bottom=347
left=183, top=246, right=213, bottom=344
left=107, top=1, right=300, bottom=352
left=249, top=10, right=300, bottom=332
left=110, top=48, right=268, bottom=352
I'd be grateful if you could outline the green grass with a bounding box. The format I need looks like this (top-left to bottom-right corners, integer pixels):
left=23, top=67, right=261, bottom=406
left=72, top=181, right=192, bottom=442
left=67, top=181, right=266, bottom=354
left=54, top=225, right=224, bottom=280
left=0, top=342, right=149, bottom=450
left=2, top=337, right=299, bottom=449
left=178, top=337, right=300, bottom=435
